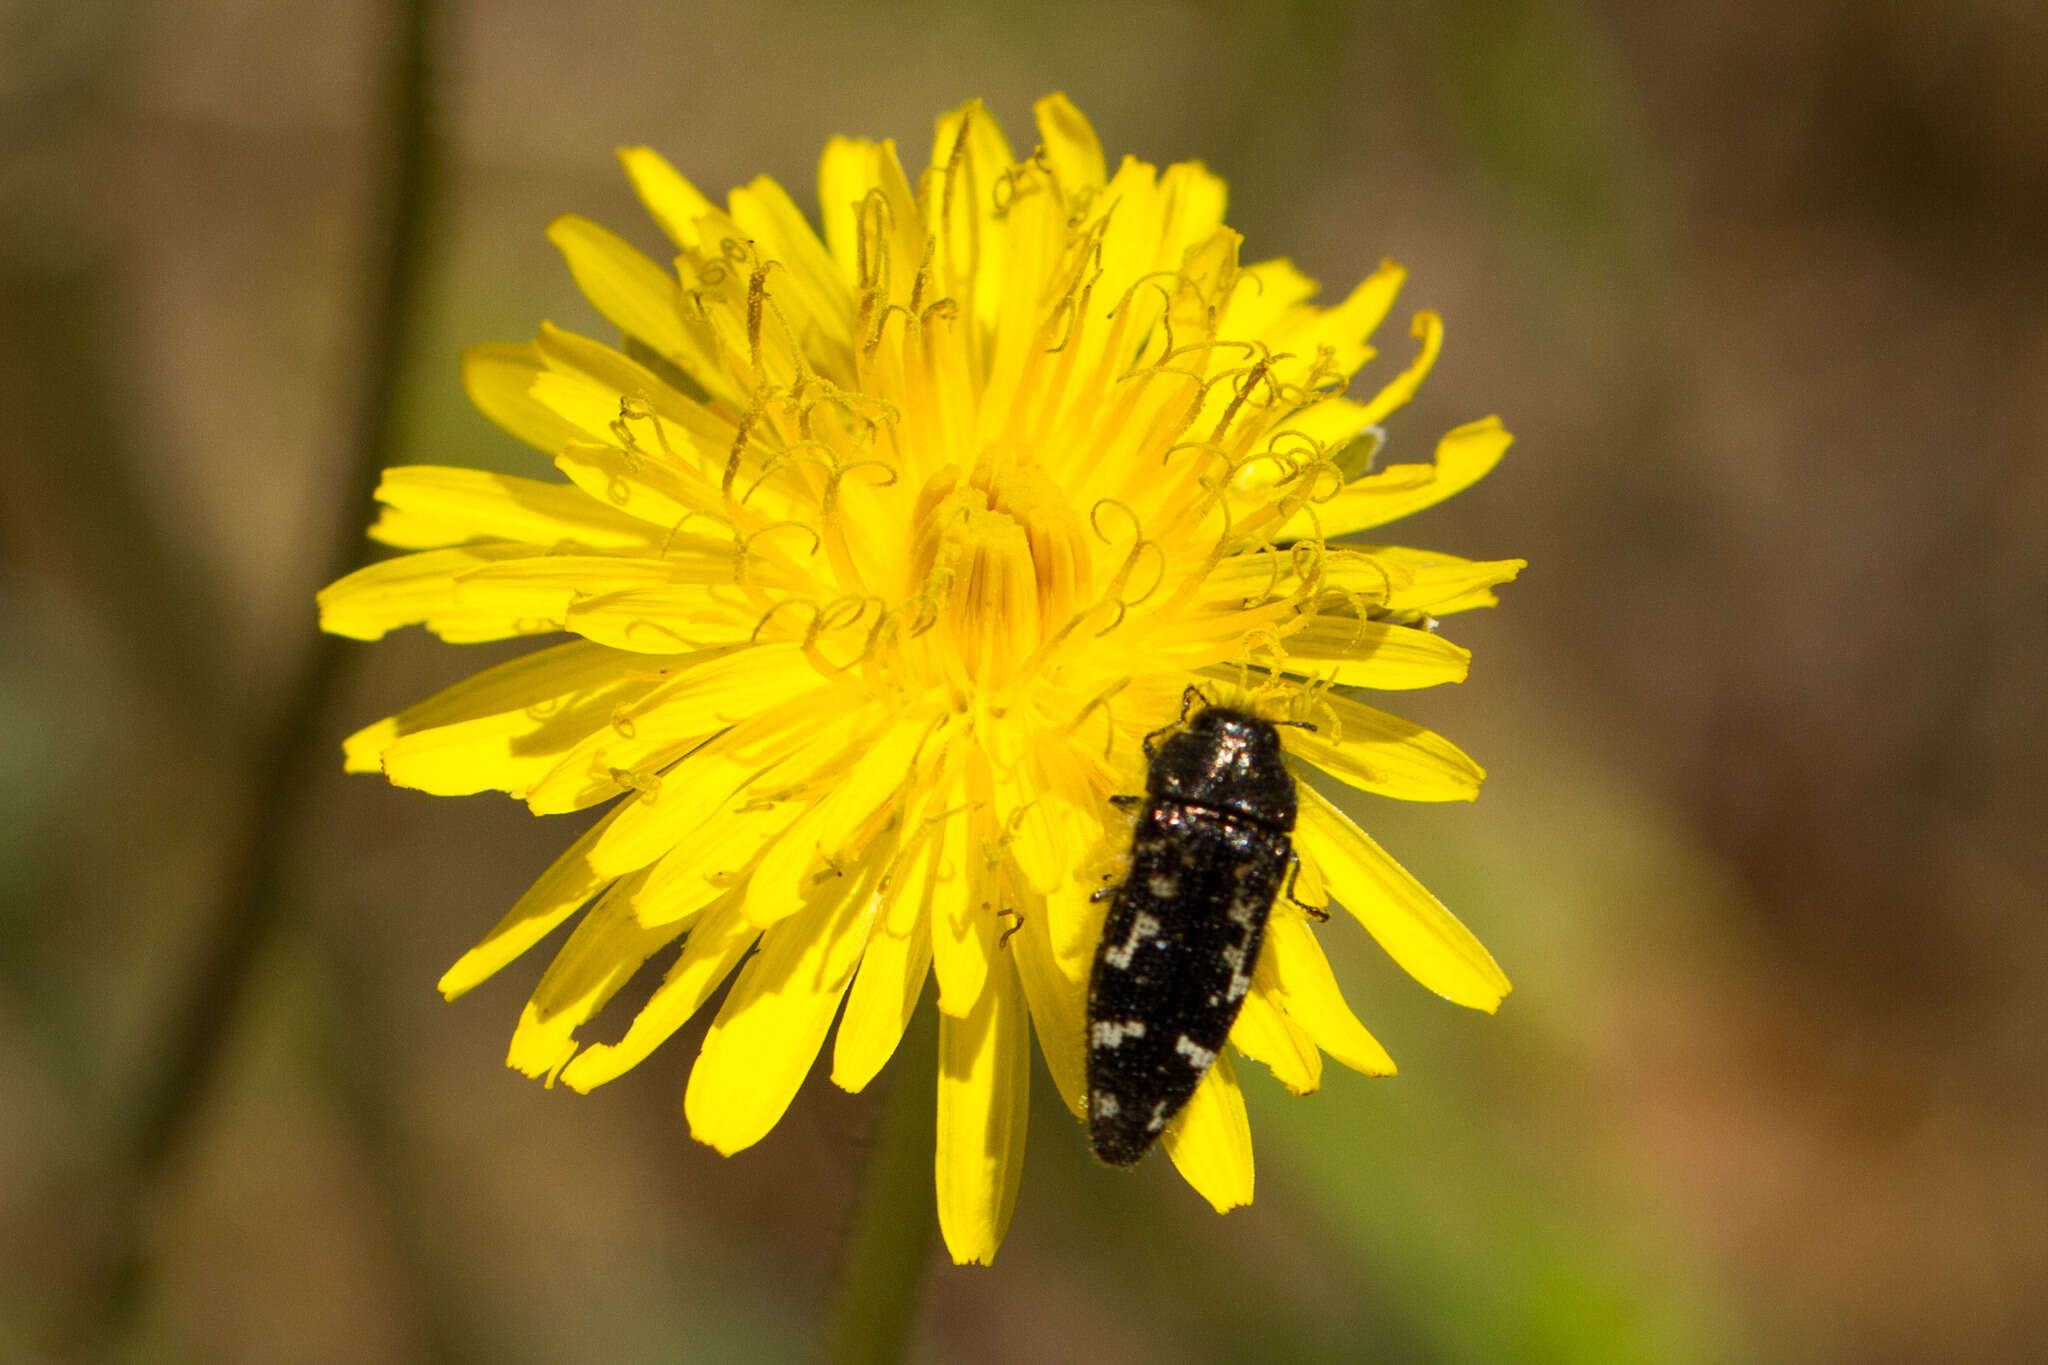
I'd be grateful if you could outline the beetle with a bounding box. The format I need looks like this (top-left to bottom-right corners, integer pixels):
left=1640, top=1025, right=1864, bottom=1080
left=1084, top=688, right=1313, bottom=1166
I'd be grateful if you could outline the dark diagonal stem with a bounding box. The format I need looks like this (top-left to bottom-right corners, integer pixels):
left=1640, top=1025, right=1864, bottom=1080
left=123, top=0, right=438, bottom=1197
left=86, top=0, right=442, bottom=1341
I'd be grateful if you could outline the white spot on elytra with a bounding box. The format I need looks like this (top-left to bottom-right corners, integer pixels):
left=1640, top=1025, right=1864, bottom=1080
left=1091, top=1091, right=1120, bottom=1118
left=1091, top=1019, right=1147, bottom=1048
left=1221, top=943, right=1255, bottom=1002
left=1102, top=911, right=1162, bottom=969
left=1175, top=1035, right=1218, bottom=1070
left=1147, top=873, right=1179, bottom=898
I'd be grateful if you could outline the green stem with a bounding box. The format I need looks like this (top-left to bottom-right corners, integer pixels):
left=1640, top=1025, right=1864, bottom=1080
left=122, top=0, right=438, bottom=1199
left=81, top=0, right=442, bottom=1346
left=825, top=1002, right=941, bottom=1365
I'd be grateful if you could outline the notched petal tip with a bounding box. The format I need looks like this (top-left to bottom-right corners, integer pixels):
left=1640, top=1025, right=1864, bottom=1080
left=1161, top=1054, right=1255, bottom=1213
left=1032, top=91, right=1107, bottom=194
left=1294, top=787, right=1510, bottom=1011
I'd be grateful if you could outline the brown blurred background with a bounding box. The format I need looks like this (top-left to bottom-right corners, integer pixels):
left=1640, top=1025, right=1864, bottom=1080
left=4, top=0, right=2044, bottom=1361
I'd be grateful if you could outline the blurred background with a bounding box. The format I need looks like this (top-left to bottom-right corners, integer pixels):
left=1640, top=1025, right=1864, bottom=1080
left=4, top=0, right=2044, bottom=1360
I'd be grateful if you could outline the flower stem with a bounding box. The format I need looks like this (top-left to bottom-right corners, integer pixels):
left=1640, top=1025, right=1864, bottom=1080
left=825, top=1000, right=941, bottom=1365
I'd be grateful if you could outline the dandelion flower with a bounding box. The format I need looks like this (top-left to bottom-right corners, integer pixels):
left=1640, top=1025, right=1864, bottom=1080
left=319, top=94, right=1521, bottom=1265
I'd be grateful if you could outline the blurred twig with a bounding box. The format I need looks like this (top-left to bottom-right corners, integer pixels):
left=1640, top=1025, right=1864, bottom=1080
left=116, top=0, right=438, bottom=1206
left=80, top=0, right=444, bottom=1347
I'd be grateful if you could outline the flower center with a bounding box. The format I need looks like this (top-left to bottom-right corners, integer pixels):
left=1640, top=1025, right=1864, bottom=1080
left=904, top=458, right=1093, bottom=691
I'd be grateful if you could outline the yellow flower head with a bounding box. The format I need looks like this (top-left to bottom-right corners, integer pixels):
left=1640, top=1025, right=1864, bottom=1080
left=320, top=95, right=1520, bottom=1265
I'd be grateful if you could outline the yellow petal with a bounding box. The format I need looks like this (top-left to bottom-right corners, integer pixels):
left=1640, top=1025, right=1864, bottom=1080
left=545, top=439, right=724, bottom=542
left=505, top=868, right=681, bottom=1082
left=1284, top=692, right=1485, bottom=803
left=1366, top=548, right=1527, bottom=617
left=1317, top=416, right=1513, bottom=538
left=558, top=581, right=766, bottom=655
left=815, top=136, right=872, bottom=288
left=1191, top=546, right=1413, bottom=610
left=840, top=136, right=925, bottom=314
left=992, top=756, right=1071, bottom=896
left=367, top=464, right=658, bottom=552
left=1281, top=618, right=1472, bottom=690
left=583, top=693, right=847, bottom=877
left=741, top=717, right=935, bottom=929
left=633, top=798, right=801, bottom=926
left=928, top=773, right=999, bottom=1019
left=437, top=805, right=622, bottom=999
left=1160, top=1051, right=1253, bottom=1213
left=927, top=98, right=1016, bottom=226
left=1033, top=92, right=1105, bottom=197
left=545, top=214, right=691, bottom=360
left=616, top=145, right=715, bottom=250
left=450, top=552, right=740, bottom=631
left=1089, top=155, right=1185, bottom=309
left=379, top=669, right=662, bottom=798
left=809, top=715, right=946, bottom=868
left=1228, top=976, right=1322, bottom=1096
left=1261, top=259, right=1406, bottom=381
left=1123, top=594, right=1301, bottom=670
left=1155, top=159, right=1230, bottom=264
left=739, top=800, right=842, bottom=931
left=1350, top=309, right=1444, bottom=428
left=342, top=639, right=655, bottom=775
left=1262, top=913, right=1396, bottom=1075
left=317, top=544, right=534, bottom=641
left=1004, top=879, right=1085, bottom=1118
left=935, top=963, right=1029, bottom=1266
left=388, top=604, right=551, bottom=646
left=530, top=320, right=733, bottom=453
left=1315, top=549, right=1421, bottom=604
left=461, top=341, right=587, bottom=455
left=1267, top=394, right=1380, bottom=461
left=559, top=892, right=756, bottom=1092
left=1293, top=784, right=1510, bottom=1011
left=523, top=644, right=818, bottom=814
left=831, top=901, right=933, bottom=1093
left=1219, top=256, right=1320, bottom=343
left=928, top=99, right=1016, bottom=345
left=684, top=871, right=873, bottom=1154
left=727, top=174, right=853, bottom=352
